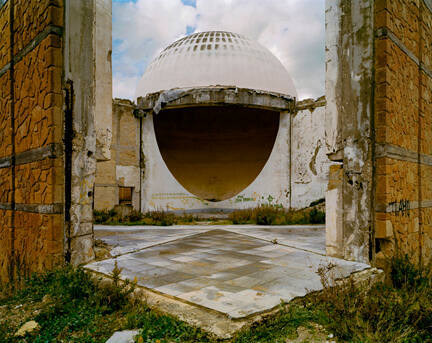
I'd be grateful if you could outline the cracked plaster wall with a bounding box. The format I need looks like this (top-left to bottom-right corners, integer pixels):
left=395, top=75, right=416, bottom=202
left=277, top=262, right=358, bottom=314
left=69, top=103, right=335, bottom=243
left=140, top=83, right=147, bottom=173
left=291, top=97, right=332, bottom=209
left=325, top=0, right=375, bottom=263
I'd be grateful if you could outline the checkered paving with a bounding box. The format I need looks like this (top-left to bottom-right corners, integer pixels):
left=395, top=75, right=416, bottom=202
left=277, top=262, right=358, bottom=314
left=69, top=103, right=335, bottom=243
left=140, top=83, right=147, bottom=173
left=88, top=228, right=369, bottom=318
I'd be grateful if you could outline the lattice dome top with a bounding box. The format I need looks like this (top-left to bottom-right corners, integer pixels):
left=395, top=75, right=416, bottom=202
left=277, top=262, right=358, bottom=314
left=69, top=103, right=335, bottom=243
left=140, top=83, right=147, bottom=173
left=136, top=31, right=296, bottom=98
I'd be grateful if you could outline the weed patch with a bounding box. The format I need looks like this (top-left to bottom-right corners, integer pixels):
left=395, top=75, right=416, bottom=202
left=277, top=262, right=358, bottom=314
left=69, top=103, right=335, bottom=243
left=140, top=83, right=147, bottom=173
left=0, top=266, right=212, bottom=342
left=228, top=204, right=325, bottom=225
left=94, top=209, right=202, bottom=226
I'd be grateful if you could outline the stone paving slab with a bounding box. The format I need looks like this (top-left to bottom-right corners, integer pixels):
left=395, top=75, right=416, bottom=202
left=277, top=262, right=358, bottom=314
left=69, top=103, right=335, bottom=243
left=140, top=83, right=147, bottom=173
left=88, top=226, right=369, bottom=319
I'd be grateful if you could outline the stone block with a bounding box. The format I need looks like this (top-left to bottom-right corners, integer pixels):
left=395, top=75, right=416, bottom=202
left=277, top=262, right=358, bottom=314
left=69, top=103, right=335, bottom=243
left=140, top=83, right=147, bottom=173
left=375, top=158, right=419, bottom=206
left=71, top=222, right=93, bottom=237
left=374, top=39, right=419, bottom=152
left=0, top=167, right=12, bottom=203
left=118, top=149, right=139, bottom=167
left=0, top=1, right=10, bottom=70
left=95, top=157, right=117, bottom=184
left=13, top=0, right=64, bottom=55
left=14, top=212, right=63, bottom=277
left=374, top=0, right=420, bottom=58
left=376, top=218, right=394, bottom=239
left=326, top=188, right=343, bottom=258
left=0, top=72, right=12, bottom=158
left=15, top=158, right=63, bottom=205
left=119, top=113, right=139, bottom=147
left=14, top=34, right=63, bottom=154
left=420, top=207, right=432, bottom=264
left=94, top=185, right=118, bottom=211
left=70, top=235, right=94, bottom=266
left=327, top=164, right=343, bottom=190
left=0, top=209, right=13, bottom=283
left=420, top=72, right=432, bottom=156
left=421, top=1, right=432, bottom=71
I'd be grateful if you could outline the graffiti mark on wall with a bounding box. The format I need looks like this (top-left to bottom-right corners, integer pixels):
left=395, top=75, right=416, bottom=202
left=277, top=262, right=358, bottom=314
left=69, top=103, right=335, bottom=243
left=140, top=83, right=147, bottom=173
left=235, top=195, right=254, bottom=203
left=389, top=200, right=410, bottom=216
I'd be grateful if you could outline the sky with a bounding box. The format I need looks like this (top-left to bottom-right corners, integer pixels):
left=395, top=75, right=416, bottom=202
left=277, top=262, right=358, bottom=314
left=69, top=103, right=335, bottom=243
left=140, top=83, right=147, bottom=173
left=112, top=0, right=325, bottom=101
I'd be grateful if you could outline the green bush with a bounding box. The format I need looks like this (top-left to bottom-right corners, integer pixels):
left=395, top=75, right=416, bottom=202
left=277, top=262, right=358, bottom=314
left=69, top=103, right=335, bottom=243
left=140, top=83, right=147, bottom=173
left=308, top=208, right=325, bottom=224
left=228, top=205, right=325, bottom=226
left=305, top=257, right=432, bottom=342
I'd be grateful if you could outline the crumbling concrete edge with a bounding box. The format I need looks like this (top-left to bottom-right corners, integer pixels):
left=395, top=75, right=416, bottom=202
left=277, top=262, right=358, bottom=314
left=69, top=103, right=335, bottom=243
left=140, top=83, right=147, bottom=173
left=85, top=266, right=383, bottom=339
left=136, top=86, right=295, bottom=115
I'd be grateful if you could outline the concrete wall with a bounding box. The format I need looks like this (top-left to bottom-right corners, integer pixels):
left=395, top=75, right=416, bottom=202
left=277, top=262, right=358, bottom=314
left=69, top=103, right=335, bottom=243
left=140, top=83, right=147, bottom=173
left=95, top=97, right=329, bottom=213
left=94, top=0, right=112, bottom=162
left=291, top=97, right=331, bottom=209
left=325, top=0, right=375, bottom=263
left=140, top=108, right=291, bottom=213
left=94, top=99, right=141, bottom=211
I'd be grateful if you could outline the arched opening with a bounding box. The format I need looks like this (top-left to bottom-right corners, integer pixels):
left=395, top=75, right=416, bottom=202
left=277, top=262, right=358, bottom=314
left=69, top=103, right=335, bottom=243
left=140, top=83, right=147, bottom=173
left=153, top=106, right=280, bottom=201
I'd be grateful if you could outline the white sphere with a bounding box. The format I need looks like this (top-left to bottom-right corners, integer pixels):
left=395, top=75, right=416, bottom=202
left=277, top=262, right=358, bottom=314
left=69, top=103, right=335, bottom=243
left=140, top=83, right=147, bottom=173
left=136, top=31, right=296, bottom=98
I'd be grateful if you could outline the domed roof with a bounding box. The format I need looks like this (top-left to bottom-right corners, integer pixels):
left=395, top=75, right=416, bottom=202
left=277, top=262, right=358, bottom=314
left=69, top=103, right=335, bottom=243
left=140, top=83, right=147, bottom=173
left=136, top=31, right=296, bottom=98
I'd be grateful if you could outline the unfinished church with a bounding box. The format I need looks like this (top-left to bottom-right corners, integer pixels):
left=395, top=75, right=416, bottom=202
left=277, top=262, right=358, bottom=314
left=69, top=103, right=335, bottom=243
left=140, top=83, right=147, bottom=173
left=0, top=0, right=431, bottom=286
left=93, top=31, right=330, bottom=214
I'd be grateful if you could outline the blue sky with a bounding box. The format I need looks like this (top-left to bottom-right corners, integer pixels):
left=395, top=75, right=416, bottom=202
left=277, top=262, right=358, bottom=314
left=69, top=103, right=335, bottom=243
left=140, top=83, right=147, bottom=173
left=112, top=0, right=325, bottom=100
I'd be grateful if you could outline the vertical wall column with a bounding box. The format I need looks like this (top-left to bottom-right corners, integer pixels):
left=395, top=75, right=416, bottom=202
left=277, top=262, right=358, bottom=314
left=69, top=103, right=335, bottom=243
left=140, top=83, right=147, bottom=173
left=94, top=0, right=112, bottom=162
left=64, top=0, right=99, bottom=265
left=325, top=0, right=375, bottom=263
left=0, top=0, right=66, bottom=282
left=373, top=0, right=432, bottom=268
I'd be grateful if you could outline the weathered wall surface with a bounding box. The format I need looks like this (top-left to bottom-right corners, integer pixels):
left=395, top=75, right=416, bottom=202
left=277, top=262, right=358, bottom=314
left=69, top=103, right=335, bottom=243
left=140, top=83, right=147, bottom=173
left=373, top=0, right=432, bottom=268
left=135, top=101, right=328, bottom=213
left=64, top=0, right=112, bottom=264
left=94, top=0, right=112, bottom=161
left=325, top=0, right=375, bottom=263
left=326, top=0, right=432, bottom=266
left=0, top=0, right=108, bottom=282
left=0, top=0, right=65, bottom=282
left=139, top=108, right=291, bottom=213
left=291, top=97, right=331, bottom=209
left=95, top=96, right=329, bottom=213
left=94, top=99, right=141, bottom=211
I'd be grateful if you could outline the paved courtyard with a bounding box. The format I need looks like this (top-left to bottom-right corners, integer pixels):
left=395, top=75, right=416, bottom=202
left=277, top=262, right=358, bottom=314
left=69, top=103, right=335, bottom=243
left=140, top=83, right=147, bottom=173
left=87, top=225, right=369, bottom=319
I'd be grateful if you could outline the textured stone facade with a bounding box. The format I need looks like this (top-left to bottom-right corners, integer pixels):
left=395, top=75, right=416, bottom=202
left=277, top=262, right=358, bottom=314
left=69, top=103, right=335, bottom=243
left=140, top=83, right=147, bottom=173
left=0, top=0, right=65, bottom=283
left=374, top=0, right=432, bottom=268
left=326, top=0, right=432, bottom=267
left=0, top=0, right=109, bottom=283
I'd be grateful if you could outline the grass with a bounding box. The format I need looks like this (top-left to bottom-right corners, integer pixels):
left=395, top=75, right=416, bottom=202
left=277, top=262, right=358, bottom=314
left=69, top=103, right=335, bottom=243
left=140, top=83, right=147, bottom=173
left=0, top=264, right=212, bottom=343
left=228, top=204, right=325, bottom=225
left=232, top=255, right=432, bottom=343
left=94, top=205, right=325, bottom=226
left=2, top=255, right=430, bottom=342
left=94, top=209, right=202, bottom=226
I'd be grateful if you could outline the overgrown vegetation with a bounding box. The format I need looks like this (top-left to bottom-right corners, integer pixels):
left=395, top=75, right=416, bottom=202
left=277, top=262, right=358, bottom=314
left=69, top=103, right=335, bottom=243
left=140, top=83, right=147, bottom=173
left=94, top=204, right=325, bottom=226
left=0, top=265, right=212, bottom=342
left=93, top=209, right=198, bottom=226
left=228, top=204, right=325, bottom=225
left=1, top=255, right=431, bottom=342
left=233, top=255, right=432, bottom=343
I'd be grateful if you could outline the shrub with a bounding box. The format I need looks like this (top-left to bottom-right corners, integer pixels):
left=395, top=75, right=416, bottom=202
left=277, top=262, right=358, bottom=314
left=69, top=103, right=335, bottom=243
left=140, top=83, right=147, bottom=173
left=228, top=205, right=325, bottom=225
left=308, top=208, right=325, bottom=224
left=305, top=257, right=432, bottom=342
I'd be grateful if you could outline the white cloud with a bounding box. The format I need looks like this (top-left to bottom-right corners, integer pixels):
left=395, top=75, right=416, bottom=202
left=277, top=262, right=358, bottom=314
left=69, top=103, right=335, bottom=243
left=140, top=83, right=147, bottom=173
left=113, top=0, right=324, bottom=100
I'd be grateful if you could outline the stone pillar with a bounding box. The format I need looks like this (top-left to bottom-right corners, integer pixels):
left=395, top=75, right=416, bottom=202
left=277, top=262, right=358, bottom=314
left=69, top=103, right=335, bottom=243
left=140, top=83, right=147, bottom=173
left=94, top=0, right=112, bottom=161
left=64, top=0, right=99, bottom=265
left=325, top=0, right=375, bottom=263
